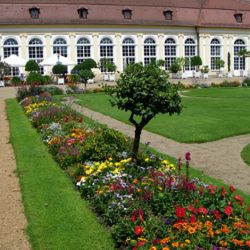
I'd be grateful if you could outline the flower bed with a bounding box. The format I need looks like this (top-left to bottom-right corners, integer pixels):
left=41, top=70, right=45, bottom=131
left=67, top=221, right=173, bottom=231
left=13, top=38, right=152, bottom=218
left=20, top=92, right=250, bottom=250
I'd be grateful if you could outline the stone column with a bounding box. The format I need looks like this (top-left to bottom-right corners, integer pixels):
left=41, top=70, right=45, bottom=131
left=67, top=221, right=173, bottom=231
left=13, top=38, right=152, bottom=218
left=92, top=33, right=99, bottom=63
left=19, top=33, right=27, bottom=74
left=44, top=33, right=52, bottom=75
left=177, top=33, right=184, bottom=57
left=115, top=33, right=122, bottom=72
left=158, top=33, right=165, bottom=61
left=137, top=33, right=143, bottom=63
left=68, top=33, right=76, bottom=72
left=0, top=34, right=2, bottom=60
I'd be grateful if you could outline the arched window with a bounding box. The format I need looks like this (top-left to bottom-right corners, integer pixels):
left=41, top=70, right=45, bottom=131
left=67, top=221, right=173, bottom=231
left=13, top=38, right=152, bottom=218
left=3, top=38, right=19, bottom=76
left=210, top=38, right=221, bottom=70
left=234, top=39, right=245, bottom=70
left=184, top=38, right=196, bottom=71
left=100, top=37, right=114, bottom=72
left=77, top=37, right=91, bottom=64
left=53, top=38, right=67, bottom=57
left=144, top=38, right=156, bottom=65
left=122, top=38, right=135, bottom=68
left=165, top=38, right=176, bottom=70
left=28, top=38, right=44, bottom=74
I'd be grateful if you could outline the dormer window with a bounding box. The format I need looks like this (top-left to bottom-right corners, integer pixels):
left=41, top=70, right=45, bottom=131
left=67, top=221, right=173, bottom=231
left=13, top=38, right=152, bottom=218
left=234, top=13, right=243, bottom=23
left=163, top=10, right=173, bottom=20
left=78, top=7, right=88, bottom=19
left=29, top=7, right=40, bottom=19
left=122, top=8, right=132, bottom=19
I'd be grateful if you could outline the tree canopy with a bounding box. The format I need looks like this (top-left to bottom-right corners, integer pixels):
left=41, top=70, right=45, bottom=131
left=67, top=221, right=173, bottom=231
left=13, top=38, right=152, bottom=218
left=105, top=61, right=182, bottom=157
left=25, top=60, right=39, bottom=72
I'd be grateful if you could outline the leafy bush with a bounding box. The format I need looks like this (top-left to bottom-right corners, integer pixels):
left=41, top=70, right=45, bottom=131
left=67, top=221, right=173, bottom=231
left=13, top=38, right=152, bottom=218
left=242, top=78, right=250, bottom=87
left=52, top=64, right=67, bottom=76
left=219, top=80, right=241, bottom=87
left=191, top=56, right=202, bottom=67
left=43, top=75, right=53, bottom=85
left=25, top=60, right=39, bottom=72
left=11, top=76, right=21, bottom=86
left=169, top=62, right=181, bottom=73
left=82, top=127, right=130, bottom=161
left=70, top=74, right=80, bottom=83
left=26, top=72, right=45, bottom=85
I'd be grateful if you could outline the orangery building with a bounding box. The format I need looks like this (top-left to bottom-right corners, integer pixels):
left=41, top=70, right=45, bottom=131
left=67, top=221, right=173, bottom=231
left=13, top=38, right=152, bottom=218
left=1, top=0, right=250, bottom=79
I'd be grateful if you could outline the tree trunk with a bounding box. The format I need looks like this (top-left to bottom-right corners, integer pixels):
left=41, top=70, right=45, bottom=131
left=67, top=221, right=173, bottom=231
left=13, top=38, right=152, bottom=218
left=132, top=126, right=142, bottom=158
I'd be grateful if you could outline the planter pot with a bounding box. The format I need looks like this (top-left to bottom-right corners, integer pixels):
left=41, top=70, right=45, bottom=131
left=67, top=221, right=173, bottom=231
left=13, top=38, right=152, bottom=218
left=203, top=73, right=208, bottom=79
left=103, top=74, right=109, bottom=81
left=0, top=80, right=5, bottom=87
left=227, top=72, right=232, bottom=78
left=109, top=74, right=116, bottom=82
left=193, top=71, right=201, bottom=78
left=57, top=78, right=64, bottom=85
left=171, top=73, right=180, bottom=79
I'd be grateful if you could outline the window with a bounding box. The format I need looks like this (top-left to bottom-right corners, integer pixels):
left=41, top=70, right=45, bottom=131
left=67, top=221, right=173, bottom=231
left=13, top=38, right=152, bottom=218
left=144, top=38, right=156, bottom=65
left=78, top=8, right=88, bottom=19
left=122, top=8, right=132, bottom=19
left=122, top=38, right=135, bottom=69
left=100, top=37, right=114, bottom=72
left=29, top=7, right=40, bottom=19
left=165, top=38, right=176, bottom=70
left=3, top=38, right=19, bottom=76
left=53, top=38, right=67, bottom=57
left=234, top=39, right=245, bottom=70
left=163, top=10, right=173, bottom=20
left=234, top=13, right=243, bottom=23
left=28, top=38, right=44, bottom=74
left=77, top=37, right=91, bottom=64
left=210, top=38, right=221, bottom=70
left=184, top=38, right=196, bottom=71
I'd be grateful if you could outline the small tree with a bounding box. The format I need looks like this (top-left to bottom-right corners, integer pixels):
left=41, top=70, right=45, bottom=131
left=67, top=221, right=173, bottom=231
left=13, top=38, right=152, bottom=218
left=105, top=61, right=182, bottom=157
left=191, top=56, right=202, bottom=72
left=169, top=62, right=182, bottom=73
left=52, top=64, right=67, bottom=76
left=0, top=62, right=10, bottom=80
left=25, top=60, right=39, bottom=72
left=215, top=59, right=225, bottom=72
left=71, top=59, right=97, bottom=88
left=100, top=58, right=117, bottom=73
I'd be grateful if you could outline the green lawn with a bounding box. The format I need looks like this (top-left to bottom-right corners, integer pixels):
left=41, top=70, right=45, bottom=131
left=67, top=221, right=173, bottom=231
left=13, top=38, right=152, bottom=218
left=6, top=99, right=115, bottom=250
left=75, top=87, right=250, bottom=143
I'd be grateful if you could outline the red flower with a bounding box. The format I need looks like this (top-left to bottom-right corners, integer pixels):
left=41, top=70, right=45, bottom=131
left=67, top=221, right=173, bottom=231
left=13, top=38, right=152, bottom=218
left=176, top=207, right=186, bottom=218
left=234, top=195, right=244, bottom=206
left=197, top=207, right=208, bottom=215
left=221, top=187, right=226, bottom=197
left=188, top=205, right=196, bottom=213
left=214, top=210, right=221, bottom=220
left=134, top=226, right=144, bottom=236
left=136, top=241, right=146, bottom=247
left=229, top=185, right=236, bottom=193
left=185, top=152, right=191, bottom=161
left=224, top=206, right=233, bottom=216
left=138, top=209, right=144, bottom=222
left=190, top=214, right=196, bottom=223
left=131, top=215, right=136, bottom=223
left=248, top=206, right=250, bottom=214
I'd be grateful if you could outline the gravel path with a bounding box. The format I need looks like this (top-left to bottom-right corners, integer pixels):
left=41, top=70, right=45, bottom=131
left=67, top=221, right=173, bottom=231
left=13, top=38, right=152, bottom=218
left=0, top=98, right=30, bottom=249
left=68, top=101, right=250, bottom=195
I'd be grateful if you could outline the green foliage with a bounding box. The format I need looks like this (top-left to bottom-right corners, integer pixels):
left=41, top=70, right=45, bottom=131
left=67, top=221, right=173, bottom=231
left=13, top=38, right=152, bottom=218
left=43, top=75, right=53, bottom=84
left=200, top=65, right=209, bottom=74
left=242, top=77, right=250, bottom=87
left=82, top=127, right=130, bottom=161
left=214, top=59, right=225, bottom=69
left=191, top=56, right=202, bottom=67
left=79, top=69, right=95, bottom=84
left=70, top=74, right=80, bottom=83
left=26, top=71, right=45, bottom=85
left=219, top=80, right=241, bottom=87
left=105, top=61, right=182, bottom=156
left=100, top=58, right=117, bottom=72
left=11, top=76, right=21, bottom=86
left=25, top=60, right=39, bottom=72
left=0, top=62, right=11, bottom=79
left=52, top=64, right=67, bottom=75
left=169, top=62, right=181, bottom=73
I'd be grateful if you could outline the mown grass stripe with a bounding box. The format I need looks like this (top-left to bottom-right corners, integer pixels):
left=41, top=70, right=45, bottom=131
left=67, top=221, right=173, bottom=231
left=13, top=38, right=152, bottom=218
left=6, top=99, right=115, bottom=250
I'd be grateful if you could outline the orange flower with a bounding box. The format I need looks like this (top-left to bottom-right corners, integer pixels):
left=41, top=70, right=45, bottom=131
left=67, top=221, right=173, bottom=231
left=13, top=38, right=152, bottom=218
left=188, top=227, right=196, bottom=234
left=180, top=243, right=187, bottom=248
left=172, top=242, right=179, bottom=248
left=231, top=239, right=244, bottom=246
left=215, top=230, right=221, bottom=235
left=160, top=237, right=170, bottom=244
left=204, top=221, right=213, bottom=228
left=246, top=240, right=250, bottom=247
left=221, top=225, right=230, bottom=234
left=219, top=240, right=227, bottom=247
left=162, top=247, right=170, bottom=250
left=150, top=247, right=157, bottom=250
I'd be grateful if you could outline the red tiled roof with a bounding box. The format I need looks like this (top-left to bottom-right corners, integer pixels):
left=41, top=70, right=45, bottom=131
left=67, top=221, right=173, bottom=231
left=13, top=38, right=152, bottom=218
left=1, top=0, right=250, bottom=28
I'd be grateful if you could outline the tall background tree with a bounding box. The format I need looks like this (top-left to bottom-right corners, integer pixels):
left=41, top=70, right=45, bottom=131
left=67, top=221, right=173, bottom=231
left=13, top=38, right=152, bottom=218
left=25, top=60, right=39, bottom=72
left=105, top=60, right=182, bottom=157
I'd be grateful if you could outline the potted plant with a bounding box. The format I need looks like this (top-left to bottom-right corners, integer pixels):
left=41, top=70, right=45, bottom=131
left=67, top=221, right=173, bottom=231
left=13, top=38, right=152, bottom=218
left=191, top=56, right=202, bottom=78
left=169, top=61, right=182, bottom=79
left=215, top=59, right=225, bottom=77
left=52, top=64, right=67, bottom=84
left=200, top=65, right=209, bottom=79
left=100, top=58, right=117, bottom=81
left=227, top=52, right=232, bottom=78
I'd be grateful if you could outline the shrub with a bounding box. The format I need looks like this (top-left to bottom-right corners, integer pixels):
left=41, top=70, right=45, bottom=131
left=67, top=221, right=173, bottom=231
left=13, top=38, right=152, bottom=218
left=16, top=86, right=30, bottom=101
left=52, top=64, right=67, bottom=76
left=82, top=127, right=130, bottom=161
left=43, top=75, right=53, bottom=85
left=219, top=80, right=241, bottom=87
left=25, top=60, right=40, bottom=72
left=191, top=56, right=202, bottom=71
left=70, top=74, right=80, bottom=83
left=26, top=72, right=45, bottom=85
left=169, top=62, right=181, bottom=73
left=242, top=77, right=250, bottom=87
left=11, top=76, right=21, bottom=86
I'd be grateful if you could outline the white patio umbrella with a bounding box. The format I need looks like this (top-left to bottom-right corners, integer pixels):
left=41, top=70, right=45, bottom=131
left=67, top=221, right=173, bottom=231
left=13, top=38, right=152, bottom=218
left=40, top=54, right=76, bottom=66
left=3, top=54, right=27, bottom=67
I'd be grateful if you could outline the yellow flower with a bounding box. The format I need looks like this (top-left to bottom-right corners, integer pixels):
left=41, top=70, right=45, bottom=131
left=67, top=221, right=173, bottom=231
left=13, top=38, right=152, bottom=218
left=185, top=239, right=191, bottom=244
left=144, top=158, right=150, bottom=162
left=137, top=188, right=142, bottom=193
